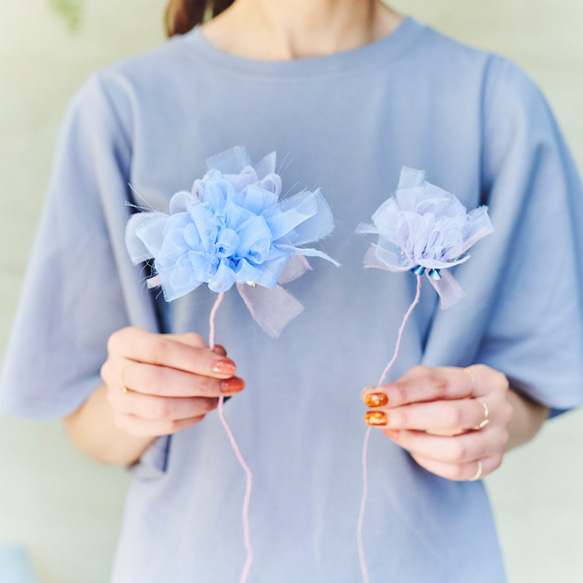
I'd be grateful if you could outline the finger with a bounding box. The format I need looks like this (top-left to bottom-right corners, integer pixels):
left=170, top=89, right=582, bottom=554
left=114, top=412, right=206, bottom=437
left=385, top=427, right=508, bottom=464
left=424, top=427, right=467, bottom=437
left=114, top=391, right=219, bottom=421
left=362, top=366, right=477, bottom=408
left=164, top=332, right=208, bottom=348
left=367, top=398, right=490, bottom=431
left=212, top=344, right=227, bottom=357
left=420, top=390, right=512, bottom=436
left=410, top=452, right=503, bottom=481
left=109, top=328, right=236, bottom=378
left=121, top=361, right=245, bottom=397
left=166, top=334, right=227, bottom=357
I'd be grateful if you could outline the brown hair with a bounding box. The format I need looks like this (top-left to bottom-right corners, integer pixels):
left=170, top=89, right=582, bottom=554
left=165, top=0, right=236, bottom=37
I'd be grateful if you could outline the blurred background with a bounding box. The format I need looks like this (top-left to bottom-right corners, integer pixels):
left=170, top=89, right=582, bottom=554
left=0, top=0, right=582, bottom=581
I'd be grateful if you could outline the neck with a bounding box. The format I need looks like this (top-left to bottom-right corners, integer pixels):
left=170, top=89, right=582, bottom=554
left=202, top=0, right=403, bottom=60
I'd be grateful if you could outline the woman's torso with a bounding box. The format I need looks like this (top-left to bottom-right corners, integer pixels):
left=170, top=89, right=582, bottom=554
left=106, top=17, right=506, bottom=582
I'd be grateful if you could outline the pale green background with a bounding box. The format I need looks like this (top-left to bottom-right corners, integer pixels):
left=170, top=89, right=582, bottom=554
left=0, top=1, right=582, bottom=582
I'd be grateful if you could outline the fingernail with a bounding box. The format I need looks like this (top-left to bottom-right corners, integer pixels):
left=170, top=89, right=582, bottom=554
left=220, top=377, right=245, bottom=394
left=361, top=386, right=378, bottom=401
left=212, top=359, right=236, bottom=375
left=384, top=429, right=400, bottom=439
left=212, top=345, right=227, bottom=357
left=364, top=392, right=388, bottom=408
left=364, top=411, right=388, bottom=426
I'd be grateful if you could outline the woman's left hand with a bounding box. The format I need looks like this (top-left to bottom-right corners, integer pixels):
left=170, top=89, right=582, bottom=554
left=361, top=365, right=514, bottom=481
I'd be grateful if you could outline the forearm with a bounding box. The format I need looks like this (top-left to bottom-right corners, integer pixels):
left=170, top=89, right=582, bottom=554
left=63, top=383, right=156, bottom=466
left=505, top=388, right=549, bottom=452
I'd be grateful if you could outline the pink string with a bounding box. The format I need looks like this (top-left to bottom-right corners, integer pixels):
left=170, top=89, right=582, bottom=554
left=377, top=275, right=423, bottom=387
left=208, top=292, right=224, bottom=351
left=357, top=425, right=373, bottom=583
left=357, top=275, right=422, bottom=582
left=209, top=292, right=254, bottom=583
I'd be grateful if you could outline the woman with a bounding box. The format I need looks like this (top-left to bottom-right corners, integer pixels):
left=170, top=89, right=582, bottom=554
left=1, top=0, right=582, bottom=581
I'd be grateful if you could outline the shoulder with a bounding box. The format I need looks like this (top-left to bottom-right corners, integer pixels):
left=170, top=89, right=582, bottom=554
left=404, top=20, right=495, bottom=91
left=480, top=53, right=553, bottom=133
left=97, top=31, right=196, bottom=91
left=62, top=32, right=198, bottom=144
left=414, top=23, right=492, bottom=70
left=417, top=23, right=556, bottom=139
left=477, top=52, right=559, bottom=171
left=414, top=19, right=547, bottom=107
left=411, top=22, right=567, bottom=188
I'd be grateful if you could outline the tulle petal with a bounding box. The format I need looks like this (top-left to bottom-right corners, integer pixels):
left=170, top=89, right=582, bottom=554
left=259, top=173, right=282, bottom=196
left=363, top=245, right=411, bottom=272
left=274, top=189, right=335, bottom=246
left=169, top=190, right=199, bottom=214
left=462, top=206, right=494, bottom=253
left=188, top=204, right=218, bottom=254
left=205, top=145, right=251, bottom=174
left=223, top=166, right=257, bottom=193
left=208, top=259, right=236, bottom=293
left=215, top=228, right=240, bottom=258
left=265, top=191, right=319, bottom=241
left=253, top=151, right=277, bottom=180
left=427, top=269, right=466, bottom=308
left=126, top=212, right=167, bottom=264
left=278, top=255, right=311, bottom=285
left=158, top=255, right=204, bottom=301
left=235, top=258, right=287, bottom=289
left=237, top=283, right=304, bottom=338
left=397, top=166, right=426, bottom=189
left=241, top=184, right=279, bottom=215
left=236, top=215, right=273, bottom=263
left=276, top=244, right=340, bottom=267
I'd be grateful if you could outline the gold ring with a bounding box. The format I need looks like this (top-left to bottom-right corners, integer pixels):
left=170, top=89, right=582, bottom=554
left=464, top=367, right=477, bottom=396
left=120, top=363, right=131, bottom=393
left=469, top=460, right=483, bottom=481
left=473, top=397, right=489, bottom=430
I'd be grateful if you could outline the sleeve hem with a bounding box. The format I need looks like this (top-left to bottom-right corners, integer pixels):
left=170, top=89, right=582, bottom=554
left=547, top=407, right=573, bottom=420
left=125, top=434, right=172, bottom=479
left=510, top=385, right=583, bottom=413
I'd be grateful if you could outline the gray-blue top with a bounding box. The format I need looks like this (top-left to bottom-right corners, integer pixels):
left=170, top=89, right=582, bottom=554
left=2, top=16, right=583, bottom=582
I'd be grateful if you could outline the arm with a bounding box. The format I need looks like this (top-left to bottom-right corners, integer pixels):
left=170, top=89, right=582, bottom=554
left=63, top=327, right=244, bottom=467
left=64, top=383, right=155, bottom=466
left=362, top=364, right=549, bottom=481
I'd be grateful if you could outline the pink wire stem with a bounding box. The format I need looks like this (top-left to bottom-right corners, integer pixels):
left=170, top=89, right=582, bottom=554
left=208, top=292, right=254, bottom=583
left=357, top=275, right=422, bottom=583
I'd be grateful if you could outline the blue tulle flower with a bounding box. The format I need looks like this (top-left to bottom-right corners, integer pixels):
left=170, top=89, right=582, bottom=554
left=126, top=147, right=338, bottom=331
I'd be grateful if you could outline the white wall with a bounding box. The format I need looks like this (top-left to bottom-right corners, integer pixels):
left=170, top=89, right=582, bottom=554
left=0, top=1, right=581, bottom=581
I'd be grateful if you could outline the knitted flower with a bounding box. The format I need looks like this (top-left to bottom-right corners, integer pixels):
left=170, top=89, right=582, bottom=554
left=358, top=167, right=493, bottom=307
left=126, top=146, right=339, bottom=336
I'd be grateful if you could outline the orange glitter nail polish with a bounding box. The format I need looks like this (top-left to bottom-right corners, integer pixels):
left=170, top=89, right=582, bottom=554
left=364, top=392, right=388, bottom=408
left=364, top=410, right=388, bottom=426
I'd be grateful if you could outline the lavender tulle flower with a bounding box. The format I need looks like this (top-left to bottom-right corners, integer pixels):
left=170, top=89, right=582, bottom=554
left=358, top=167, right=493, bottom=308
left=126, top=146, right=338, bottom=336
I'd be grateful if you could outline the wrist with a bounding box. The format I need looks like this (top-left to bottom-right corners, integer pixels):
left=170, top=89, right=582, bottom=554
left=505, top=388, right=549, bottom=451
left=63, top=383, right=158, bottom=466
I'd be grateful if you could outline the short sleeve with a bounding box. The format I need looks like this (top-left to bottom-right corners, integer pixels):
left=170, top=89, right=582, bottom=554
left=0, top=73, right=158, bottom=419
left=475, top=56, right=583, bottom=413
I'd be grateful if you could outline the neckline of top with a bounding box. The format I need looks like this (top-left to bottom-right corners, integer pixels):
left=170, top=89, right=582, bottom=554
left=180, top=15, right=426, bottom=79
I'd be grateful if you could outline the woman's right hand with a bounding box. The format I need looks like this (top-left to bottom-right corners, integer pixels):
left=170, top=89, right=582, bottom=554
left=100, top=327, right=244, bottom=438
